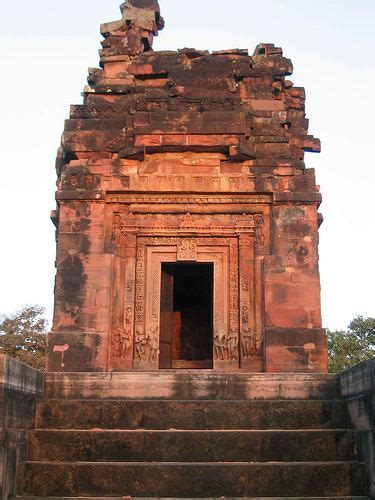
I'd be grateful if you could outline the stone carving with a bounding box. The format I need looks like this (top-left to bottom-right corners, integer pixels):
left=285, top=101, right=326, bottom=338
left=255, top=227, right=264, bottom=248
left=151, top=269, right=160, bottom=322
left=135, top=324, right=159, bottom=362
left=126, top=281, right=135, bottom=302
left=180, top=213, right=196, bottom=229
left=229, top=241, right=239, bottom=342
left=134, top=327, right=145, bottom=361
left=134, top=244, right=146, bottom=329
left=107, top=211, right=259, bottom=244
left=241, top=328, right=263, bottom=359
left=214, top=328, right=239, bottom=361
left=125, top=306, right=133, bottom=325
left=107, top=194, right=270, bottom=205
left=241, top=305, right=249, bottom=325
left=111, top=328, right=132, bottom=359
left=141, top=236, right=235, bottom=248
left=111, top=214, right=123, bottom=248
left=214, top=258, right=223, bottom=326
left=254, top=214, right=265, bottom=249
left=177, top=240, right=198, bottom=261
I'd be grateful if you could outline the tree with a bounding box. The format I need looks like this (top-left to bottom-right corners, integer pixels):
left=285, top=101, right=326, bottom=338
left=0, top=305, right=48, bottom=370
left=328, top=316, right=375, bottom=373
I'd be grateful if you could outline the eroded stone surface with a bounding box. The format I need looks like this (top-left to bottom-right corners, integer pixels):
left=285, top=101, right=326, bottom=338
left=48, top=1, right=327, bottom=373
left=28, top=429, right=357, bottom=462
left=18, top=462, right=367, bottom=497
left=35, top=399, right=348, bottom=430
left=43, top=372, right=341, bottom=400
left=0, top=356, right=43, bottom=499
left=341, top=359, right=375, bottom=497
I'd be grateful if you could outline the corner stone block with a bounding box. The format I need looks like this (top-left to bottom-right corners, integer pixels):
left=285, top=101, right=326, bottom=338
left=265, top=328, right=328, bottom=373
left=47, top=332, right=108, bottom=372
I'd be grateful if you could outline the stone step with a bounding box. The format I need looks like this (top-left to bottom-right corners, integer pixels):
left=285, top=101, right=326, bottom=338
left=44, top=372, right=341, bottom=401
left=35, top=399, right=349, bottom=430
left=28, top=430, right=357, bottom=463
left=14, top=497, right=371, bottom=500
left=18, top=462, right=368, bottom=497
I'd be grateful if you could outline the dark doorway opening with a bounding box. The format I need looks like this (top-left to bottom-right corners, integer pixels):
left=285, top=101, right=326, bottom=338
left=160, top=263, right=213, bottom=369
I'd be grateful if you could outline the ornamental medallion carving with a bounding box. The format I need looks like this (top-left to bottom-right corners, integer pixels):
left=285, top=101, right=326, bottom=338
left=177, top=240, right=198, bottom=261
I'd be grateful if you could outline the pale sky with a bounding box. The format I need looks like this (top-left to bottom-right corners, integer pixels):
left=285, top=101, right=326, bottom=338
left=1, top=0, right=374, bottom=330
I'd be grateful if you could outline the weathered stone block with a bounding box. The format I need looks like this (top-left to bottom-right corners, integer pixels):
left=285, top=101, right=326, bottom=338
left=265, top=328, right=328, bottom=373
left=46, top=332, right=108, bottom=372
left=341, top=358, right=375, bottom=497
left=0, top=356, right=42, bottom=499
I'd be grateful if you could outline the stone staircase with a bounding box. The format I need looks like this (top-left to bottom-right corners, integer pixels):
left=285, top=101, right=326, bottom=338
left=16, top=372, right=369, bottom=498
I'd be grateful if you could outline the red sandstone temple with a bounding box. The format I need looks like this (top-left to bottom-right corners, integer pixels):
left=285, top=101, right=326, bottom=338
left=48, top=0, right=326, bottom=374
left=9, top=5, right=371, bottom=498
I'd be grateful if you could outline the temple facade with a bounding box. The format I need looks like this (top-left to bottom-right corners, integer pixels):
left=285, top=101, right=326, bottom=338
left=47, top=0, right=327, bottom=373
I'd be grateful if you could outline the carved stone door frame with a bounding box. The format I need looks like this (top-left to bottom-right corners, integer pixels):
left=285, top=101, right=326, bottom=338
left=107, top=204, right=267, bottom=372
left=133, top=237, right=238, bottom=370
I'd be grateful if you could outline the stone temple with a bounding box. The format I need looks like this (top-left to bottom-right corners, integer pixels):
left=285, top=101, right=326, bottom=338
left=9, top=2, right=372, bottom=498
left=48, top=0, right=326, bottom=374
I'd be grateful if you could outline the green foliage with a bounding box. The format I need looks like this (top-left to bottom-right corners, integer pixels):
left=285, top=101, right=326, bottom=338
left=0, top=305, right=48, bottom=370
left=328, top=316, right=375, bottom=373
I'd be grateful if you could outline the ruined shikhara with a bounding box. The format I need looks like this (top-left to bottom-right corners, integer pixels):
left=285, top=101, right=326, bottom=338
left=47, top=0, right=327, bottom=373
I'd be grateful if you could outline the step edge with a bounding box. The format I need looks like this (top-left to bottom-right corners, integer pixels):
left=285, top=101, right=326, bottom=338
left=23, top=460, right=366, bottom=466
left=31, top=428, right=355, bottom=433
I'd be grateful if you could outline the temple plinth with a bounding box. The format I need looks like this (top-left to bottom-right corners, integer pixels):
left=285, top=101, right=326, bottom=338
left=48, top=1, right=327, bottom=373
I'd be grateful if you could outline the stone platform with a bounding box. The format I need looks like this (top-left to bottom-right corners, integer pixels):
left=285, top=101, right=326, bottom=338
left=15, top=497, right=370, bottom=500
left=43, top=371, right=340, bottom=400
left=16, top=372, right=369, bottom=498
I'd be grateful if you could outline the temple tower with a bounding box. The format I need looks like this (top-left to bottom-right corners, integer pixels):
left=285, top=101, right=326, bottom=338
left=48, top=0, right=327, bottom=373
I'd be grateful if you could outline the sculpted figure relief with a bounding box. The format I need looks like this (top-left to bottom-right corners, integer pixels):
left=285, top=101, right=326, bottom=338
left=241, top=328, right=263, bottom=359
left=135, top=324, right=159, bottom=362
left=214, top=325, right=239, bottom=362
left=111, top=328, right=132, bottom=359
